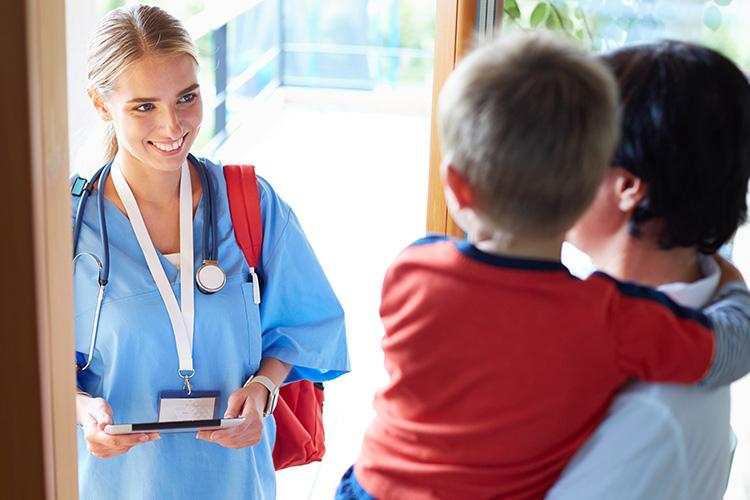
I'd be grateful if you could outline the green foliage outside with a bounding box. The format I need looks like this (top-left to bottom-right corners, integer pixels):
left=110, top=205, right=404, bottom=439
left=358, top=0, right=436, bottom=86
left=502, top=0, right=749, bottom=68
left=397, top=1, right=436, bottom=84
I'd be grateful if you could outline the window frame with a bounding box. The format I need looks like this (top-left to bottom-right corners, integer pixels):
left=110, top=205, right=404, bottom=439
left=426, top=0, right=502, bottom=237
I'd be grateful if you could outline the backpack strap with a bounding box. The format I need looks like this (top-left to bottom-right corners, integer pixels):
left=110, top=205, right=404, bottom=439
left=224, top=164, right=263, bottom=304
left=224, top=163, right=326, bottom=470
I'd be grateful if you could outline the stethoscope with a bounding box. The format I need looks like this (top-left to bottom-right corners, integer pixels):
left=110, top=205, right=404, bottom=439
left=72, top=153, right=225, bottom=372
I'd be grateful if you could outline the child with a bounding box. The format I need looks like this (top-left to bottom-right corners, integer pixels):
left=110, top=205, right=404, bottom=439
left=338, top=33, right=750, bottom=499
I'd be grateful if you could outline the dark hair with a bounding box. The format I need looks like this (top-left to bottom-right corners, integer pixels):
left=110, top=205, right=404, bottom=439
left=600, top=41, right=750, bottom=253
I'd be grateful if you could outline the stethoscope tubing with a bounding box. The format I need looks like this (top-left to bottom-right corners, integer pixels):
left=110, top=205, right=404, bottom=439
left=72, top=154, right=220, bottom=372
left=73, top=153, right=215, bottom=284
left=97, top=163, right=112, bottom=285
left=194, top=154, right=217, bottom=262
left=72, top=160, right=111, bottom=285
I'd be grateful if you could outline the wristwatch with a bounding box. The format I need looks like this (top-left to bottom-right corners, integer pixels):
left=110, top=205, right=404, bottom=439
left=243, top=375, right=279, bottom=417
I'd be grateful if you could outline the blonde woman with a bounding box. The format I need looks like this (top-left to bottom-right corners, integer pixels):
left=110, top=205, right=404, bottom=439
left=72, top=5, right=349, bottom=499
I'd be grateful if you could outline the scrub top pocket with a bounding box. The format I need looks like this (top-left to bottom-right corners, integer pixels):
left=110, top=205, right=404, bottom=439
left=241, top=280, right=263, bottom=365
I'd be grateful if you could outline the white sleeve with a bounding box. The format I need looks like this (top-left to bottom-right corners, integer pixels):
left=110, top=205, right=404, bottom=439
left=546, top=388, right=688, bottom=500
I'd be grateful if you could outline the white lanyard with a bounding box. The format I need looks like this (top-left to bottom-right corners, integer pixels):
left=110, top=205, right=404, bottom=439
left=111, top=159, right=196, bottom=392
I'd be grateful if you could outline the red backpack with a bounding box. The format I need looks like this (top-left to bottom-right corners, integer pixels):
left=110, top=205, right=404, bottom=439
left=224, top=164, right=326, bottom=470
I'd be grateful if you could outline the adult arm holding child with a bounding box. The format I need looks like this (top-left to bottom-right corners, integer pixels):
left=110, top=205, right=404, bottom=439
left=604, top=259, right=750, bottom=388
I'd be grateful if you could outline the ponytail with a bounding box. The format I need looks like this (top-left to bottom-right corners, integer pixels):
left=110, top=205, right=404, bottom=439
left=102, top=123, right=118, bottom=165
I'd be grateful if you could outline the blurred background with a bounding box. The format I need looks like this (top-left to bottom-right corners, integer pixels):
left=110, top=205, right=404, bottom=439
left=66, top=1, right=750, bottom=498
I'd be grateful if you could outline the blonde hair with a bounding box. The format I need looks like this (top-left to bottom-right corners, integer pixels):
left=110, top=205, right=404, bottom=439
left=87, top=4, right=198, bottom=165
left=439, top=33, right=620, bottom=238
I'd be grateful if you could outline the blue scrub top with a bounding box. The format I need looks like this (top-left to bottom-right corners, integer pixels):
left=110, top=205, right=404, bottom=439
left=72, top=157, right=350, bottom=500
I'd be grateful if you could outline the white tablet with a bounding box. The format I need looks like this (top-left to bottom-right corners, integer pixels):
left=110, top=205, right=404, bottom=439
left=104, top=418, right=245, bottom=435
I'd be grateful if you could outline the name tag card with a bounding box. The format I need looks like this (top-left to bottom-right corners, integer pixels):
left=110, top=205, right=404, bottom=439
left=158, top=390, right=220, bottom=422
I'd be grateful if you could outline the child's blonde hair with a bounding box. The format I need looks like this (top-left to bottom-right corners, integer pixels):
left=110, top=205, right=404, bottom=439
left=87, top=4, right=199, bottom=164
left=439, top=33, right=620, bottom=237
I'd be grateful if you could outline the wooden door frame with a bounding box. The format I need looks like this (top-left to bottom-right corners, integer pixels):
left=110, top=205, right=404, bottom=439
left=1, top=0, right=78, bottom=497
left=426, top=0, right=503, bottom=236
left=27, top=0, right=79, bottom=494
left=1, top=0, right=46, bottom=493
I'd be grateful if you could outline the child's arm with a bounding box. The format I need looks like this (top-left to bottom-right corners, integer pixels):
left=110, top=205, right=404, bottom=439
left=698, top=258, right=750, bottom=388
left=606, top=266, right=750, bottom=388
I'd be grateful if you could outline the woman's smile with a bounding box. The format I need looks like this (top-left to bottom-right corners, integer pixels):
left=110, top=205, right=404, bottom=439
left=148, top=132, right=188, bottom=156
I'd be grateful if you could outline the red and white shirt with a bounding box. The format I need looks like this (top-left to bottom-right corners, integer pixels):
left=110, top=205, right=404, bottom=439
left=355, top=237, right=714, bottom=500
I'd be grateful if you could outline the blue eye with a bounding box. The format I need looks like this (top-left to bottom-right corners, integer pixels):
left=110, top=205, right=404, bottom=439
left=179, top=93, right=196, bottom=104
left=135, top=103, right=154, bottom=112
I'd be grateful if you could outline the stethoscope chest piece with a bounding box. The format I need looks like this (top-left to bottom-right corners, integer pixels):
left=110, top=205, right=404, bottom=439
left=196, top=260, right=226, bottom=294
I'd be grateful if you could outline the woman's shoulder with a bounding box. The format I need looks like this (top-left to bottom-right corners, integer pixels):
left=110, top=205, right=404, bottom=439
left=201, top=157, right=284, bottom=208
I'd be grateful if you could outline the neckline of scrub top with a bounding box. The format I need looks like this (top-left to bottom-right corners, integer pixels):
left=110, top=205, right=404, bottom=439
left=97, top=183, right=206, bottom=280
left=164, top=253, right=181, bottom=270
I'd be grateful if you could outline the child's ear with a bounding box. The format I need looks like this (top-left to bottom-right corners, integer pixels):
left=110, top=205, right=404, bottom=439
left=441, top=164, right=475, bottom=210
left=611, top=167, right=647, bottom=213
left=88, top=88, right=112, bottom=122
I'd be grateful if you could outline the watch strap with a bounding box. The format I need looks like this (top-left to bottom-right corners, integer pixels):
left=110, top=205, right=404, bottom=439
left=243, top=375, right=279, bottom=417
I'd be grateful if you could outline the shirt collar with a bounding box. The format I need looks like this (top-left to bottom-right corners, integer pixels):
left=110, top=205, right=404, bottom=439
left=562, top=246, right=719, bottom=309
left=657, top=255, right=720, bottom=308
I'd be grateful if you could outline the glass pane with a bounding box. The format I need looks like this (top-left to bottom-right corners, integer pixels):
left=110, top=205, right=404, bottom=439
left=281, top=0, right=434, bottom=89
left=214, top=2, right=434, bottom=492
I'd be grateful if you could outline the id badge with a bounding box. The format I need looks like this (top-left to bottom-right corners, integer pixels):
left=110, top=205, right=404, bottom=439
left=158, top=390, right=221, bottom=422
